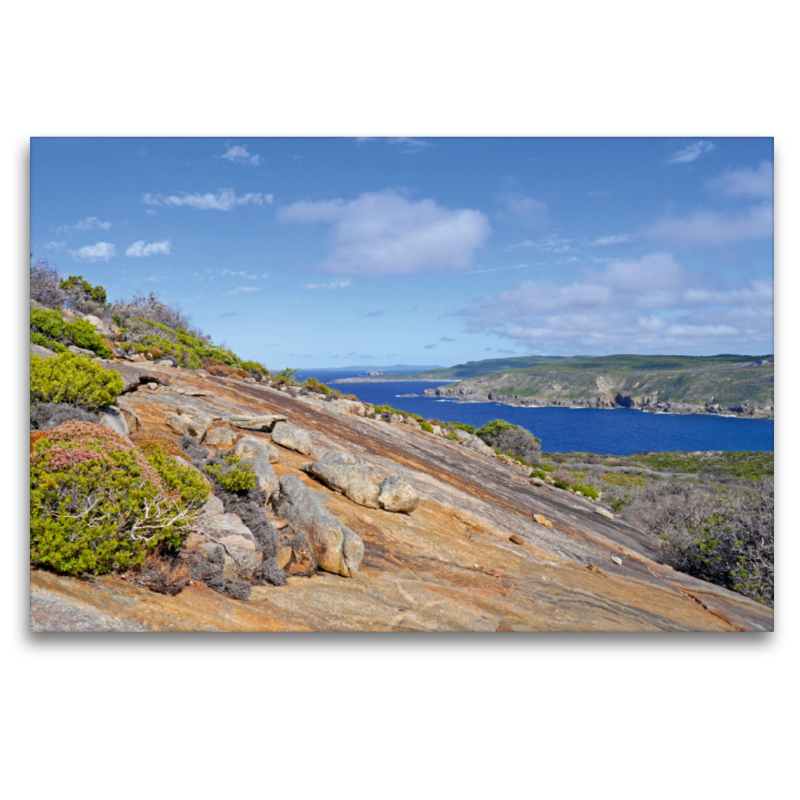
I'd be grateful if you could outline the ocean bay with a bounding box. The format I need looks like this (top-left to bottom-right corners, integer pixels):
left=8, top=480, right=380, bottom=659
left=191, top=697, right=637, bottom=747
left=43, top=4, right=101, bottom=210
left=303, top=373, right=774, bottom=455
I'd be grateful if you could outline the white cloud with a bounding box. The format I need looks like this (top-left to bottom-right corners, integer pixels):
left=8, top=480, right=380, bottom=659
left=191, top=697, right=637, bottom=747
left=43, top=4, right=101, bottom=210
left=143, top=190, right=271, bottom=210
left=70, top=242, right=116, bottom=261
left=218, top=144, right=261, bottom=165
left=641, top=202, right=773, bottom=245
left=57, top=217, right=113, bottom=234
left=145, top=209, right=157, bottom=216
left=74, top=216, right=112, bottom=231
left=509, top=233, right=571, bottom=253
left=589, top=234, right=632, bottom=246
left=706, top=161, right=773, bottom=198
left=302, top=278, right=352, bottom=290
left=44, top=241, right=65, bottom=251
left=458, top=252, right=773, bottom=354
left=666, top=140, right=715, bottom=164
left=225, top=286, right=262, bottom=296
left=126, top=239, right=171, bottom=257
left=279, top=189, right=490, bottom=275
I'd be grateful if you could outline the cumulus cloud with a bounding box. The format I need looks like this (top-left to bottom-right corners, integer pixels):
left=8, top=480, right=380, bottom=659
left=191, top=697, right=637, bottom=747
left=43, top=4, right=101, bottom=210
left=70, top=242, right=116, bottom=261
left=666, top=140, right=715, bottom=165
left=143, top=190, right=272, bottom=210
left=302, top=278, right=352, bottom=289
left=126, top=239, right=171, bottom=257
left=218, top=144, right=261, bottom=165
left=458, top=252, right=773, bottom=354
left=225, top=286, right=261, bottom=296
left=279, top=190, right=490, bottom=275
left=44, top=241, right=65, bottom=251
left=641, top=202, right=773, bottom=245
left=589, top=234, right=632, bottom=246
left=706, top=161, right=773, bottom=199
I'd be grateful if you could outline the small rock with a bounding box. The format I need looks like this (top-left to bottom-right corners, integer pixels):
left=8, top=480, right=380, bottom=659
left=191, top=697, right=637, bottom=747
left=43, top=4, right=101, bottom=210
left=611, top=556, right=623, bottom=566
left=533, top=514, right=553, bottom=528
left=594, top=506, right=615, bottom=520
left=377, top=475, right=420, bottom=513
left=509, top=534, right=525, bottom=545
left=276, top=546, right=293, bottom=569
left=529, top=477, right=544, bottom=486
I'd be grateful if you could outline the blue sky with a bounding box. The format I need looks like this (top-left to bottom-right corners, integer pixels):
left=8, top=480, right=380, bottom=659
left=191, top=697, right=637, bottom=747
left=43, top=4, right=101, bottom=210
left=31, top=137, right=773, bottom=368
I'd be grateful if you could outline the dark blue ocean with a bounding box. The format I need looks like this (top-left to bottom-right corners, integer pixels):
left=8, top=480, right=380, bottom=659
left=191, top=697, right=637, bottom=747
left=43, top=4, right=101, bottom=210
left=296, top=371, right=774, bottom=455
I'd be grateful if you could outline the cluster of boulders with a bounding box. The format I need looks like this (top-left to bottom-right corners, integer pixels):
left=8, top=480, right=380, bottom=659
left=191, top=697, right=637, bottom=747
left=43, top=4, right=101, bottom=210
left=160, top=406, right=421, bottom=588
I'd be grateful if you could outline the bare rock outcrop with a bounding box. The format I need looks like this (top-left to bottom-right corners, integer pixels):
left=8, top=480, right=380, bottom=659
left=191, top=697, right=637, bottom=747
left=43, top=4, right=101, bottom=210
left=271, top=474, right=364, bottom=577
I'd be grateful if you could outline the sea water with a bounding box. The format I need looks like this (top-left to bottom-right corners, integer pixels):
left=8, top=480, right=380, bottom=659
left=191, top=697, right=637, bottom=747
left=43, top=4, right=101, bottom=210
left=296, top=371, right=774, bottom=455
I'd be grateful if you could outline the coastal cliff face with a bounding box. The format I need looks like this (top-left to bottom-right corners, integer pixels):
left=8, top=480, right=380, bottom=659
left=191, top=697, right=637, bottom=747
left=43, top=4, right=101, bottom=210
left=30, top=358, right=773, bottom=632
left=422, top=364, right=774, bottom=419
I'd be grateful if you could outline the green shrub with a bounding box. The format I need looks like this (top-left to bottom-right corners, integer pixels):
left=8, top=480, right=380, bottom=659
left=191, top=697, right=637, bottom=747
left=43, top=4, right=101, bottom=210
left=30, top=308, right=112, bottom=359
left=573, top=484, right=600, bottom=499
left=476, top=419, right=541, bottom=466
left=420, top=421, right=434, bottom=434
left=204, top=453, right=257, bottom=493
left=30, top=331, right=67, bottom=353
left=530, top=469, right=548, bottom=480
left=30, top=424, right=205, bottom=576
left=274, top=367, right=299, bottom=386
left=142, top=444, right=210, bottom=508
left=30, top=353, right=124, bottom=410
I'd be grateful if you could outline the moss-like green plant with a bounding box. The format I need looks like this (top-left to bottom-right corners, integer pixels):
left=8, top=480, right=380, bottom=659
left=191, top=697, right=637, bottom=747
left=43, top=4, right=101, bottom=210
left=30, top=427, right=206, bottom=576
left=420, top=421, right=434, bottom=434
left=573, top=484, right=600, bottom=499
left=204, top=453, right=257, bottom=493
left=30, top=353, right=124, bottom=410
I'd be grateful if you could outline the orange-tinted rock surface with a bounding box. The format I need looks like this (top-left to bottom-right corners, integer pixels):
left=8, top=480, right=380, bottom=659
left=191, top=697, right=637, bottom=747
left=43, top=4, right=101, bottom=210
left=30, top=364, right=774, bottom=632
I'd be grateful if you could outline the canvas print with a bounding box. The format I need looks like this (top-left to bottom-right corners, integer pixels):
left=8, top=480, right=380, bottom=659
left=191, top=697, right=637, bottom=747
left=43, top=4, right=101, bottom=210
left=29, top=137, right=774, bottom=632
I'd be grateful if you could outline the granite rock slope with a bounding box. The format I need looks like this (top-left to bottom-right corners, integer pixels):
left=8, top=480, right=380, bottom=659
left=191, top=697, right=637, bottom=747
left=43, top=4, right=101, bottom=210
left=30, top=362, right=774, bottom=632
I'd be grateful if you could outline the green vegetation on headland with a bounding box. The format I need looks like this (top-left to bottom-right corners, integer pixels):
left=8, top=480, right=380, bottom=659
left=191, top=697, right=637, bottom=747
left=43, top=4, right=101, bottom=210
left=335, top=353, right=775, bottom=382
left=418, top=355, right=773, bottom=418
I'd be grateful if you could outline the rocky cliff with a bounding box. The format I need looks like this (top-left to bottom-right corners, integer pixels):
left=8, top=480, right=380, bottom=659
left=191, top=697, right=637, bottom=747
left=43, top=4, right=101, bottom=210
left=30, top=353, right=773, bottom=632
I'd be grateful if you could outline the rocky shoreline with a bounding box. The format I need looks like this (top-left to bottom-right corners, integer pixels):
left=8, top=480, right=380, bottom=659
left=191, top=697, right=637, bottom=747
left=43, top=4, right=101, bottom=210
left=421, top=386, right=774, bottom=419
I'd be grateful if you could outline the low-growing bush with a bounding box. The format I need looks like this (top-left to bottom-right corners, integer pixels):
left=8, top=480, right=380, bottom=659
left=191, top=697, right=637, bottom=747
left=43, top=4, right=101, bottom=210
left=31, top=353, right=124, bottom=410
left=30, top=402, right=99, bottom=431
left=622, top=480, right=774, bottom=606
left=573, top=483, right=600, bottom=499
left=30, top=308, right=112, bottom=358
left=204, top=453, right=257, bottom=493
left=476, top=419, right=542, bottom=466
left=420, top=421, right=434, bottom=434
left=30, top=422, right=207, bottom=576
left=550, top=470, right=577, bottom=490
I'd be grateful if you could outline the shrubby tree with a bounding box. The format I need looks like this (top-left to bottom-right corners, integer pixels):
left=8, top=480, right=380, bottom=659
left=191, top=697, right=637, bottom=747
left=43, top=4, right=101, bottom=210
left=476, top=419, right=542, bottom=466
left=59, top=275, right=108, bottom=314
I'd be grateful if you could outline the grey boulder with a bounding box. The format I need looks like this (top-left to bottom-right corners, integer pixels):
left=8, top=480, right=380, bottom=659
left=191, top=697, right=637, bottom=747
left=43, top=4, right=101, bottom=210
left=304, top=450, right=379, bottom=508
left=272, top=474, right=364, bottom=578
left=377, top=475, right=420, bottom=513
left=271, top=421, right=313, bottom=455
